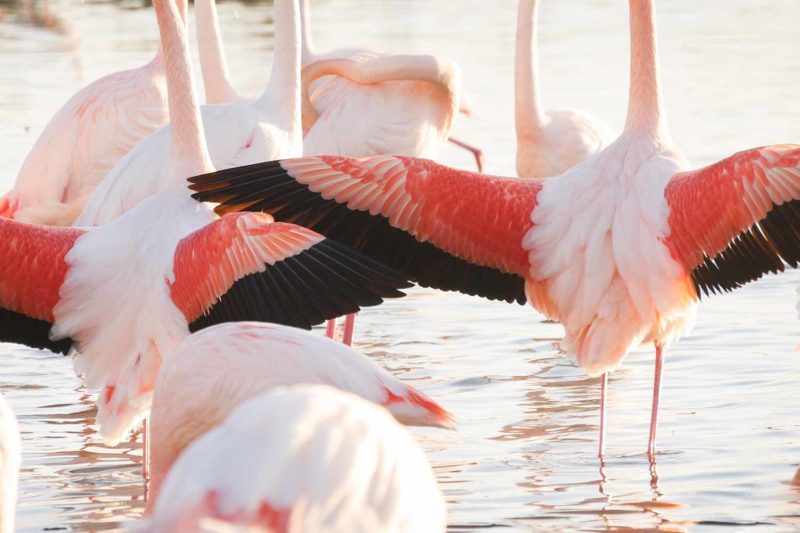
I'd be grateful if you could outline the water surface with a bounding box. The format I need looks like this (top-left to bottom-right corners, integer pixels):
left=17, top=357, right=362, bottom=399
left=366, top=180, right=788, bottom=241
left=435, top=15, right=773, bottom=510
left=2, top=1, right=800, bottom=531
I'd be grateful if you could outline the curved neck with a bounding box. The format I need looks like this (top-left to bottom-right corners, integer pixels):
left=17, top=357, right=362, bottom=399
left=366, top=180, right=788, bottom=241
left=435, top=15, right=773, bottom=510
left=299, top=0, right=314, bottom=65
left=255, top=0, right=302, bottom=139
left=195, top=0, right=240, bottom=104
left=154, top=0, right=214, bottom=179
left=301, top=55, right=460, bottom=132
left=515, top=0, right=545, bottom=142
left=624, top=0, right=667, bottom=138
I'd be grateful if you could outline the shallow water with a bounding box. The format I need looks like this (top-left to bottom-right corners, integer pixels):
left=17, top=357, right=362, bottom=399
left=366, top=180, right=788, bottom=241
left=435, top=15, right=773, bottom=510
left=1, top=0, right=800, bottom=531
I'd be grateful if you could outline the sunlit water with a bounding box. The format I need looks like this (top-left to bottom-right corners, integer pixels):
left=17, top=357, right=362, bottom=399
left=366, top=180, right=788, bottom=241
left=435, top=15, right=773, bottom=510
left=1, top=0, right=800, bottom=530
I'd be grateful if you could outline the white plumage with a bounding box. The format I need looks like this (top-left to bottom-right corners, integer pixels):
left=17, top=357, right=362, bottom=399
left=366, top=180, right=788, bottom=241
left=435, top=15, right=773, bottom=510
left=1, top=51, right=169, bottom=226
left=147, top=322, right=454, bottom=501
left=73, top=0, right=302, bottom=227
left=138, top=385, right=446, bottom=533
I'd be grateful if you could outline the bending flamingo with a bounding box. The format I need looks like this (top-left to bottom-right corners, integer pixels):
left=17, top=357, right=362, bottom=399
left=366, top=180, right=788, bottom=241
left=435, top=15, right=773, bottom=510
left=73, top=0, right=303, bottom=227
left=138, top=385, right=446, bottom=532
left=146, top=321, right=453, bottom=502
left=515, top=0, right=611, bottom=178
left=299, top=0, right=482, bottom=171
left=0, top=395, right=19, bottom=533
left=191, top=0, right=800, bottom=458
left=0, top=6, right=173, bottom=226
left=0, top=0, right=409, bottom=447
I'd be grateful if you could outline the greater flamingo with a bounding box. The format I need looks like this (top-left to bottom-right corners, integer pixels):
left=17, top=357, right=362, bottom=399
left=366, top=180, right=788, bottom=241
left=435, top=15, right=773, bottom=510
left=515, top=0, right=611, bottom=178
left=0, top=395, right=19, bottom=533
left=299, top=0, right=482, bottom=171
left=73, top=0, right=303, bottom=227
left=0, top=0, right=409, bottom=448
left=138, top=385, right=446, bottom=532
left=146, top=321, right=453, bottom=502
left=0, top=6, right=173, bottom=226
left=191, top=0, right=800, bottom=458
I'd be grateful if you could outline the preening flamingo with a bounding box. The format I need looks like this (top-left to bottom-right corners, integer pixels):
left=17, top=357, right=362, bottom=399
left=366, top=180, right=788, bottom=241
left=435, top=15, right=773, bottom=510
left=515, top=0, right=611, bottom=178
left=0, top=7, right=173, bottom=226
left=0, top=0, right=409, bottom=447
left=0, top=395, right=19, bottom=533
left=299, top=0, right=482, bottom=171
left=73, top=0, right=303, bottom=227
left=146, top=321, right=453, bottom=502
left=191, top=0, right=800, bottom=458
left=138, top=385, right=446, bottom=532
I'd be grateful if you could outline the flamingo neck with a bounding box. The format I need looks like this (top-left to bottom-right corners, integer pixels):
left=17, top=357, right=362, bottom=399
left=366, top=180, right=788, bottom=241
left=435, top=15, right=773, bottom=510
left=299, top=0, right=315, bottom=65
left=154, top=0, right=214, bottom=181
left=624, top=0, right=667, bottom=139
left=194, top=0, right=240, bottom=104
left=255, top=0, right=302, bottom=141
left=515, top=0, right=546, bottom=143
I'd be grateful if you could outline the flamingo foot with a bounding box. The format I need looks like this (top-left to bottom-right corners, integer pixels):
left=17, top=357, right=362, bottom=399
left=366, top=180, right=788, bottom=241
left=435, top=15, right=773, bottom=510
left=448, top=137, right=484, bottom=172
left=598, top=373, right=607, bottom=458
left=342, top=313, right=357, bottom=346
left=647, top=344, right=665, bottom=460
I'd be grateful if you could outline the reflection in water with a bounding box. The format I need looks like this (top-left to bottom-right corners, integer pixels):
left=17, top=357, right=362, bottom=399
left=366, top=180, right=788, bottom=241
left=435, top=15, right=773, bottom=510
left=1, top=0, right=800, bottom=531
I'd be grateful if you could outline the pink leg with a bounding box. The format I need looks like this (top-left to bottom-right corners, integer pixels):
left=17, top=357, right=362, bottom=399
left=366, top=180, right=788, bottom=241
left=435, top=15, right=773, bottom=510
left=647, top=345, right=665, bottom=459
left=448, top=137, right=484, bottom=173
left=142, top=419, right=149, bottom=482
left=325, top=318, right=337, bottom=340
left=341, top=313, right=357, bottom=346
left=598, top=373, right=607, bottom=458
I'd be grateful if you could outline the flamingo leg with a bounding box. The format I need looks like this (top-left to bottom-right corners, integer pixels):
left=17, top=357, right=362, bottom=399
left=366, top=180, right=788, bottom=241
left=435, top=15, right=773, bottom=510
left=142, top=418, right=149, bottom=482
left=598, top=373, right=607, bottom=458
left=647, top=344, right=665, bottom=459
left=341, top=313, right=357, bottom=346
left=325, top=318, right=337, bottom=340
left=448, top=137, right=484, bottom=172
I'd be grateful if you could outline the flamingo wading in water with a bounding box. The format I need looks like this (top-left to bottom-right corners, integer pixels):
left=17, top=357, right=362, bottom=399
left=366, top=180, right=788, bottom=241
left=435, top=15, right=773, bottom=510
left=73, top=0, right=303, bottom=227
left=138, top=385, right=446, bottom=532
left=0, top=395, right=19, bottom=533
left=0, top=5, right=173, bottom=226
left=515, top=0, right=612, bottom=178
left=190, top=0, right=800, bottom=458
left=0, top=0, right=410, bottom=448
left=145, top=321, right=453, bottom=503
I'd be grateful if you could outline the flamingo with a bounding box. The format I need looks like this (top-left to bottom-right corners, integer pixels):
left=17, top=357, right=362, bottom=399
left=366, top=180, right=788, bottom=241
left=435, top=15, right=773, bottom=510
left=515, top=0, right=612, bottom=178
left=0, top=6, right=173, bottom=226
left=0, top=395, right=19, bottom=533
left=0, top=0, right=410, bottom=448
left=186, top=0, right=484, bottom=345
left=138, top=385, right=446, bottom=532
left=146, top=321, right=453, bottom=502
left=190, top=0, right=800, bottom=459
left=72, top=0, right=303, bottom=227
left=299, top=0, right=482, bottom=171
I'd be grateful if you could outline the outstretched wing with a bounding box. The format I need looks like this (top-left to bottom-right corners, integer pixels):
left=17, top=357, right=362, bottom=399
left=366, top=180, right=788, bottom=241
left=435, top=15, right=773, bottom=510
left=664, top=144, right=800, bottom=296
left=189, top=155, right=542, bottom=304
left=0, top=218, right=83, bottom=353
left=170, top=212, right=412, bottom=331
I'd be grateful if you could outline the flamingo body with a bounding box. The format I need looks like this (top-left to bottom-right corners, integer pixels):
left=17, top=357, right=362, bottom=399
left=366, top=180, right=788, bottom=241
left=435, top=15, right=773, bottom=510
left=147, top=322, right=453, bottom=501
left=514, top=0, right=612, bottom=179
left=190, top=141, right=800, bottom=377
left=0, top=0, right=410, bottom=448
left=303, top=52, right=458, bottom=160
left=139, top=385, right=446, bottom=533
left=0, top=396, right=19, bottom=533
left=0, top=56, right=169, bottom=226
left=74, top=102, right=299, bottom=226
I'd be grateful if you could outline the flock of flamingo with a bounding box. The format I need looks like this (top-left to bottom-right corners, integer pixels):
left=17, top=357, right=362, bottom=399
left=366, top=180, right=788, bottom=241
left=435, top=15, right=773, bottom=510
left=0, top=0, right=798, bottom=530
